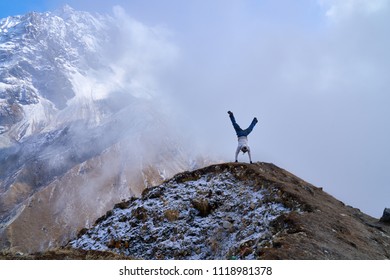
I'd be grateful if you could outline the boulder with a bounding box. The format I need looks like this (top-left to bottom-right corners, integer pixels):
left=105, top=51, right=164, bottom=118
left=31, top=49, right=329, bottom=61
left=379, top=208, right=390, bottom=223
left=191, top=198, right=212, bottom=217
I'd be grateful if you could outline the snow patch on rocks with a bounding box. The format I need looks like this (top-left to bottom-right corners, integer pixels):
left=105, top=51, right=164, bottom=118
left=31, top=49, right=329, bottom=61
left=70, top=170, right=292, bottom=259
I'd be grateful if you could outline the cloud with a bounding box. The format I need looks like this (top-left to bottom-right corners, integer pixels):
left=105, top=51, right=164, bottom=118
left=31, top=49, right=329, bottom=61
left=319, top=0, right=390, bottom=20
left=103, top=6, right=179, bottom=100
left=36, top=1, right=390, bottom=217
left=156, top=1, right=390, bottom=217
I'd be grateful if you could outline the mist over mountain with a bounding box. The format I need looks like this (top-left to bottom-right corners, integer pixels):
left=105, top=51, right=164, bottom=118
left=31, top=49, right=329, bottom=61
left=1, top=5, right=389, bottom=260
left=0, top=6, right=207, bottom=253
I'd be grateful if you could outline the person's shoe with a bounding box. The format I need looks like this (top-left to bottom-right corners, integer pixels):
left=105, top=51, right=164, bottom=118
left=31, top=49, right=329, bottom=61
left=235, top=160, right=238, bottom=163
left=250, top=161, right=253, bottom=164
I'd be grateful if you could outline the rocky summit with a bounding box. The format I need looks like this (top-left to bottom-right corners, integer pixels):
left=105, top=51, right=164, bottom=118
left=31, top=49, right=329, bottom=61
left=68, top=162, right=390, bottom=260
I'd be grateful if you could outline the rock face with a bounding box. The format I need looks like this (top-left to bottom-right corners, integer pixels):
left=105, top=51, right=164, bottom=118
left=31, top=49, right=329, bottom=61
left=380, top=208, right=390, bottom=223
left=69, top=162, right=390, bottom=260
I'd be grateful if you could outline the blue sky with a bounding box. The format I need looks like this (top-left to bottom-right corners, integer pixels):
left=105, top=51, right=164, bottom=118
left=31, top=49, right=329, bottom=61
left=0, top=0, right=48, bottom=18
left=1, top=0, right=390, bottom=218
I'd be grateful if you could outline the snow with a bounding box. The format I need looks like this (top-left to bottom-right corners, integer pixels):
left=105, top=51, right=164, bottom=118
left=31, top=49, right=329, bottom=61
left=0, top=4, right=167, bottom=140
left=0, top=7, right=114, bottom=141
left=0, top=82, right=13, bottom=91
left=70, top=170, right=292, bottom=260
left=0, top=16, right=21, bottom=32
left=0, top=4, right=179, bottom=143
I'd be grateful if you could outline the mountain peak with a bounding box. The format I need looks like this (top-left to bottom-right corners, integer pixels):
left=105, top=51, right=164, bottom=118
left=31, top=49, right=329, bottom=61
left=58, top=4, right=75, bottom=14
left=68, top=162, right=390, bottom=260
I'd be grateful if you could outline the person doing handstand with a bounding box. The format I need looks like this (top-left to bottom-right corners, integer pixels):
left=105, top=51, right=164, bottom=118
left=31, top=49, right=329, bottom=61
left=228, top=111, right=258, bottom=163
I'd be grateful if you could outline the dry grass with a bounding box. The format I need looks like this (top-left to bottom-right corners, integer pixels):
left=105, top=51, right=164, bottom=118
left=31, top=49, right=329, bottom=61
left=0, top=248, right=133, bottom=260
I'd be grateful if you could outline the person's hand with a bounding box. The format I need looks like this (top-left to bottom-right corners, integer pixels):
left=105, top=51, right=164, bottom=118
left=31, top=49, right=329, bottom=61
left=228, top=111, right=233, bottom=115
left=254, top=117, right=258, bottom=122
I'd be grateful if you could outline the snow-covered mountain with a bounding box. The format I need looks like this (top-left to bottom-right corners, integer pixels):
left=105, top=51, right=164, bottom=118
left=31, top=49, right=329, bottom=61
left=0, top=5, right=176, bottom=143
left=0, top=6, right=206, bottom=253
left=1, top=6, right=104, bottom=140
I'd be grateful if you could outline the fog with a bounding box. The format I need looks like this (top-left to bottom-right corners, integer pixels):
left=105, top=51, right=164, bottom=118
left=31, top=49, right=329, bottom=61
left=39, top=0, right=390, bottom=218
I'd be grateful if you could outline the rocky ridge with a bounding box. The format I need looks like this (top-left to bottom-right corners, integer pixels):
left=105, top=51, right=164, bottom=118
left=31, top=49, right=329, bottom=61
left=69, top=162, right=390, bottom=260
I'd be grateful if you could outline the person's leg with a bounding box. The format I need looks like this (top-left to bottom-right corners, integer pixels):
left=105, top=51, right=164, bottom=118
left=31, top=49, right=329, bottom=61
left=229, top=113, right=243, bottom=134
left=242, top=118, right=258, bottom=136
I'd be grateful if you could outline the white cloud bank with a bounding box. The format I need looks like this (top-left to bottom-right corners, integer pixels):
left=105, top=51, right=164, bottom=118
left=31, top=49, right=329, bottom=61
left=319, top=0, right=389, bottom=20
left=32, top=0, right=390, bottom=217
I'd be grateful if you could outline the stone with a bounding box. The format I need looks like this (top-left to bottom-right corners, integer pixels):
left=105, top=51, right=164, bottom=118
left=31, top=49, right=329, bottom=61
left=222, top=221, right=233, bottom=230
left=164, top=209, right=180, bottom=222
left=191, top=198, right=212, bottom=217
left=132, top=206, right=148, bottom=221
left=379, top=208, right=390, bottom=223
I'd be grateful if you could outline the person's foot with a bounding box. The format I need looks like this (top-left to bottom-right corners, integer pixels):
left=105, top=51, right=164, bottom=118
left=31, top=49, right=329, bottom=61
left=235, top=160, right=238, bottom=163
left=250, top=161, right=253, bottom=164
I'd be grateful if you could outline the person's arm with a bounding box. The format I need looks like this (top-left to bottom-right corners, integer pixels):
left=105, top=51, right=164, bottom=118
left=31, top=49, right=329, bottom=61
left=247, top=147, right=253, bottom=164
left=235, top=145, right=240, bottom=162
